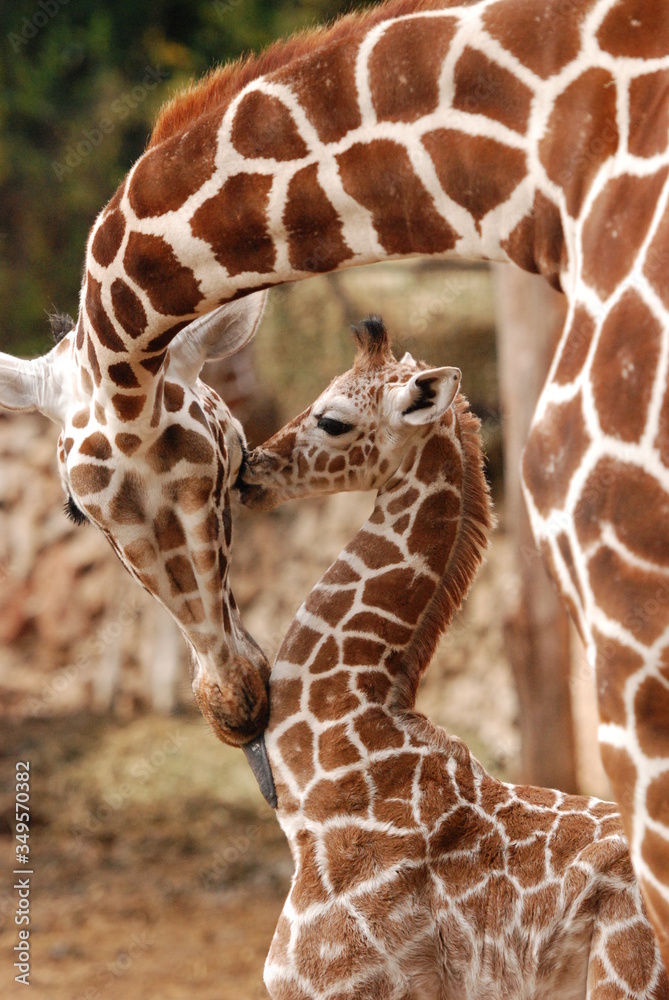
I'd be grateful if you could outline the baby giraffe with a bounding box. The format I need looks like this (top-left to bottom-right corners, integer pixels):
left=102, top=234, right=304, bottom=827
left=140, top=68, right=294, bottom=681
left=240, top=318, right=668, bottom=1000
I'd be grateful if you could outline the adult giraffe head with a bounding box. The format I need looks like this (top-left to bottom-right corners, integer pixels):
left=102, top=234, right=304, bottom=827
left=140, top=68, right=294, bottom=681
left=0, top=291, right=276, bottom=796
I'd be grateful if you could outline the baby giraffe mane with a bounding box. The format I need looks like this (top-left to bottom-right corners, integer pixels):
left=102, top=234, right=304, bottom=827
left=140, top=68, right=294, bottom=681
left=392, top=392, right=493, bottom=711
left=148, top=0, right=440, bottom=147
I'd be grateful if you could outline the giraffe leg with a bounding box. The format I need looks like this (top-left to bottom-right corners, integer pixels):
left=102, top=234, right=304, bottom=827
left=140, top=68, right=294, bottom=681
left=523, top=302, right=669, bottom=969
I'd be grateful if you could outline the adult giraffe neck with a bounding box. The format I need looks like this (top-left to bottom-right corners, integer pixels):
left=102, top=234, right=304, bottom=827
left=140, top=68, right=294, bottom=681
left=269, top=395, right=491, bottom=748
left=82, top=0, right=583, bottom=370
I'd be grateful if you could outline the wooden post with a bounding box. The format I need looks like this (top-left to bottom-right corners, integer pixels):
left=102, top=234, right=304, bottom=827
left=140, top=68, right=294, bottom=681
left=493, top=266, right=578, bottom=793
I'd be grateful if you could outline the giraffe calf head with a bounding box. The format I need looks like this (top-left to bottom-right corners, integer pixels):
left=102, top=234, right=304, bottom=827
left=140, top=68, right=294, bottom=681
left=239, top=316, right=461, bottom=510
left=0, top=295, right=272, bottom=748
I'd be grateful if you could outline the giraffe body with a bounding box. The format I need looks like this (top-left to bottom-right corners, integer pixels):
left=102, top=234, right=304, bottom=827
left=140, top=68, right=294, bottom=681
left=245, top=321, right=667, bottom=999
left=1, top=0, right=669, bottom=949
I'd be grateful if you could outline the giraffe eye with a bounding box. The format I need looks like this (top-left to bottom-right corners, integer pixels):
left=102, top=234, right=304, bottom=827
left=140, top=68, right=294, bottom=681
left=64, top=495, right=88, bottom=526
left=316, top=416, right=354, bottom=436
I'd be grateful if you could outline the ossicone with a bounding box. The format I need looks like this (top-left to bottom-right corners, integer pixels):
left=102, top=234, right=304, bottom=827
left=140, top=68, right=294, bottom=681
left=352, top=315, right=392, bottom=367
left=48, top=311, right=75, bottom=344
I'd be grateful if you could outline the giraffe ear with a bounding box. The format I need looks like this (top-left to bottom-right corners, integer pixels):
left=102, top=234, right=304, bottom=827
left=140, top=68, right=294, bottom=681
left=169, top=291, right=267, bottom=385
left=0, top=352, right=43, bottom=412
left=391, top=366, right=461, bottom=426
left=0, top=350, right=71, bottom=423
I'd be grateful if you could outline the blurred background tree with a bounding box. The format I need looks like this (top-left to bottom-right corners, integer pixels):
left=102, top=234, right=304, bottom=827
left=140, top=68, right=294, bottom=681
left=0, top=0, right=371, bottom=356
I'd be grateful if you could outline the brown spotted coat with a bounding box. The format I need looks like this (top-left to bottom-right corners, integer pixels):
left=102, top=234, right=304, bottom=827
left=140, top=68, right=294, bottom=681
left=244, top=322, right=668, bottom=999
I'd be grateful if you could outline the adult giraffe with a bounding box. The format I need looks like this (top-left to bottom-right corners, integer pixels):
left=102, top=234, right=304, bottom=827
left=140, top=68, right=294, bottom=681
left=1, top=0, right=668, bottom=958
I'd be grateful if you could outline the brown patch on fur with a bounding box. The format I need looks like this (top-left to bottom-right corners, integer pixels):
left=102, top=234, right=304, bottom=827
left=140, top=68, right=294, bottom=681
left=123, top=539, right=156, bottom=569
left=124, top=232, right=202, bottom=317
left=190, top=172, right=276, bottom=277
left=304, top=771, right=369, bottom=823
left=588, top=546, right=669, bottom=645
left=523, top=394, right=590, bottom=518
left=453, top=46, right=532, bottom=133
left=629, top=71, right=669, bottom=158
left=354, top=705, right=405, bottom=751
left=130, top=115, right=220, bottom=219
left=553, top=306, right=595, bottom=385
left=348, top=530, right=402, bottom=569
left=108, top=361, right=141, bottom=389
left=290, top=832, right=329, bottom=911
left=342, top=637, right=385, bottom=666
left=154, top=508, right=187, bottom=551
left=91, top=209, right=125, bottom=267
left=305, top=586, right=354, bottom=627
left=79, top=432, right=112, bottom=461
left=322, top=559, right=361, bottom=586
left=110, top=473, right=146, bottom=524
left=370, top=15, right=456, bottom=123
left=284, top=163, right=353, bottom=273
left=146, top=424, right=214, bottom=473
left=318, top=724, right=361, bottom=771
left=309, top=635, right=340, bottom=674
left=423, top=129, right=527, bottom=227
left=277, top=721, right=315, bottom=788
left=356, top=670, right=392, bottom=704
left=363, top=569, right=435, bottom=626
left=337, top=139, right=459, bottom=254
left=69, top=464, right=112, bottom=495
left=575, top=458, right=669, bottom=565
left=280, top=621, right=322, bottom=666
left=111, top=393, right=147, bottom=422
left=86, top=334, right=101, bottom=387
left=591, top=289, right=662, bottom=442
left=540, top=69, right=619, bottom=218
left=72, top=409, right=90, bottom=429
left=115, top=433, right=141, bottom=456
left=323, top=825, right=424, bottom=895
left=344, top=611, right=412, bottom=645
left=483, top=0, right=599, bottom=79
left=164, top=382, right=185, bottom=412
left=111, top=278, right=148, bottom=340
left=308, top=670, right=360, bottom=722
left=165, top=554, right=198, bottom=595
left=636, top=679, right=669, bottom=759
left=85, top=275, right=126, bottom=353
left=271, top=677, right=303, bottom=721
left=598, top=0, right=669, bottom=58
left=582, top=169, right=668, bottom=299
left=168, top=476, right=214, bottom=514
left=275, top=37, right=361, bottom=144
left=231, top=90, right=308, bottom=160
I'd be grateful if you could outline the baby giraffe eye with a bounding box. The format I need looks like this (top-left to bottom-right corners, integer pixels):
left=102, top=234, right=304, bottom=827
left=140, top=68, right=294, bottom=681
left=64, top=495, right=88, bottom=526
left=316, top=415, right=354, bottom=436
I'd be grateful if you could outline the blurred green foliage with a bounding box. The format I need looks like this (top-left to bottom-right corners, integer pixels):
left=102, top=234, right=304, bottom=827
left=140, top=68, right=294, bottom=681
left=0, top=0, right=370, bottom=356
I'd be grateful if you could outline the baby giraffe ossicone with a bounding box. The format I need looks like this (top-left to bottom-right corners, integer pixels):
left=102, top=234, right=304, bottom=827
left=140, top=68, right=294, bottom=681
left=240, top=318, right=668, bottom=1000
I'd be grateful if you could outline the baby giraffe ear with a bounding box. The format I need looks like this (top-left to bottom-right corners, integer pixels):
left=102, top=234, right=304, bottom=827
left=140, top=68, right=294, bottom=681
left=169, top=290, right=267, bottom=385
left=391, top=366, right=461, bottom=426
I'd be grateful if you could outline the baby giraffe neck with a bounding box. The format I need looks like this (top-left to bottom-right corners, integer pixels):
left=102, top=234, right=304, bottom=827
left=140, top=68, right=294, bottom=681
left=268, top=395, right=491, bottom=814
